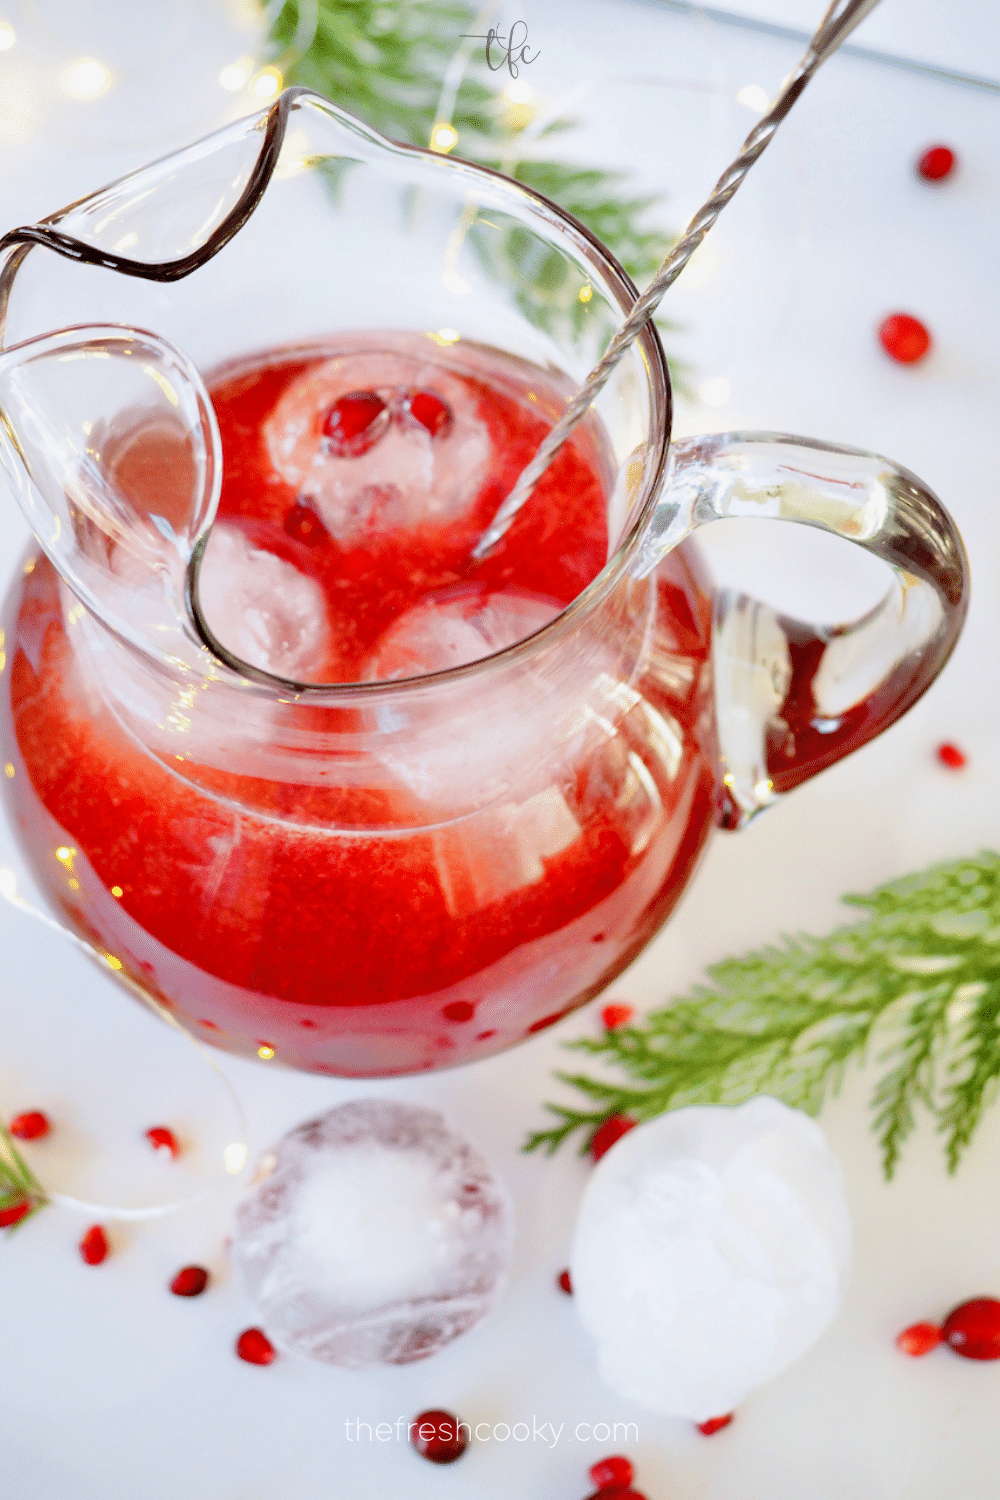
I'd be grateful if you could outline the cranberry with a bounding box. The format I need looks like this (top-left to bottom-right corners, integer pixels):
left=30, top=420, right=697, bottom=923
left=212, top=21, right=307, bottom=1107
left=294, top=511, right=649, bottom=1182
left=284, top=502, right=329, bottom=547
left=146, top=1126, right=179, bottom=1158
left=697, top=1413, right=734, bottom=1435
left=236, top=1327, right=276, bottom=1365
left=170, top=1265, right=210, bottom=1297
left=896, top=1321, right=942, bottom=1356
left=0, top=1197, right=34, bottom=1228
left=942, top=1298, right=1000, bottom=1360
left=590, top=1454, right=634, bottom=1488
left=937, top=742, right=967, bottom=769
left=557, top=1268, right=573, bottom=1295
left=9, top=1110, right=50, bottom=1140
left=917, top=145, right=956, bottom=181
left=878, top=313, right=931, bottom=365
left=590, top=1114, right=637, bottom=1162
left=406, top=390, right=453, bottom=438
left=410, top=1409, right=468, bottom=1464
left=322, top=390, right=389, bottom=457
left=601, top=1003, right=634, bottom=1030
left=80, top=1225, right=109, bottom=1265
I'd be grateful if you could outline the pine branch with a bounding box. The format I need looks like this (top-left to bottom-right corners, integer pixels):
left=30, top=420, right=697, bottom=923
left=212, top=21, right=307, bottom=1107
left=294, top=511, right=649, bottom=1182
left=527, top=853, right=1000, bottom=1179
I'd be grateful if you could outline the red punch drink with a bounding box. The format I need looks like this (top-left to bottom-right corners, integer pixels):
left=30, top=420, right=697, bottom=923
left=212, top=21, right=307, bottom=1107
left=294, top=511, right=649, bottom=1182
left=1, top=336, right=717, bottom=1075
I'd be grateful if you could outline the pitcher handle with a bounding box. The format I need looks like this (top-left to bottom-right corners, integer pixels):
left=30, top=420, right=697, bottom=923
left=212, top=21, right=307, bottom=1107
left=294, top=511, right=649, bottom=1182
left=636, top=432, right=970, bottom=828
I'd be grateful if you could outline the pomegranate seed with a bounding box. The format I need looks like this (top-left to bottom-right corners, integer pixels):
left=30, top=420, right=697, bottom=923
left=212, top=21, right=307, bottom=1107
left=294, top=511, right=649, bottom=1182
left=878, top=313, right=931, bottom=365
left=236, top=1327, right=276, bottom=1365
left=896, top=1320, right=943, bottom=1356
left=80, top=1225, right=109, bottom=1265
left=590, top=1454, right=634, bottom=1488
left=9, top=1110, right=49, bottom=1140
left=170, top=1265, right=210, bottom=1297
left=0, top=1197, right=34, bottom=1228
left=697, top=1413, right=734, bottom=1436
left=917, top=145, right=956, bottom=181
left=942, top=1298, right=1000, bottom=1360
left=406, top=390, right=453, bottom=438
left=590, top=1114, right=637, bottom=1162
left=410, top=1408, right=468, bottom=1464
left=936, top=742, right=967, bottom=769
left=284, top=502, right=329, bottom=547
left=601, top=1003, right=634, bottom=1030
left=322, top=390, right=389, bottom=456
left=442, top=1000, right=475, bottom=1022
left=146, top=1126, right=179, bottom=1158
left=557, top=1267, right=573, bottom=1295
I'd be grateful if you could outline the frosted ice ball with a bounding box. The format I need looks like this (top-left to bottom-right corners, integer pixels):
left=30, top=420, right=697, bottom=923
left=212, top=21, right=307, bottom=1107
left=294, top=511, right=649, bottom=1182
left=570, top=1096, right=851, bottom=1420
left=231, top=1100, right=513, bottom=1368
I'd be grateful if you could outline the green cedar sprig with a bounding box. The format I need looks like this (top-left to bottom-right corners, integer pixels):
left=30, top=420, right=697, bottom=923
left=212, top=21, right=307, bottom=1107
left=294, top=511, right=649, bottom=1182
left=526, top=852, right=1000, bottom=1180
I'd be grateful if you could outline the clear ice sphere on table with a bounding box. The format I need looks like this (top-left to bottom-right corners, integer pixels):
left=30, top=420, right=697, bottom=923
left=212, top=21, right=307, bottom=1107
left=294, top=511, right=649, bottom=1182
left=263, top=350, right=490, bottom=546
left=570, top=1096, right=852, bottom=1420
left=230, top=1100, right=513, bottom=1367
left=198, top=520, right=333, bottom=681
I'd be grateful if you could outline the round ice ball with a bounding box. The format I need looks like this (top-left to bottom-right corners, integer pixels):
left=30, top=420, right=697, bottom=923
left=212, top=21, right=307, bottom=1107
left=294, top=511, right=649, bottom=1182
left=570, top=1096, right=851, bottom=1420
left=231, top=1100, right=513, bottom=1368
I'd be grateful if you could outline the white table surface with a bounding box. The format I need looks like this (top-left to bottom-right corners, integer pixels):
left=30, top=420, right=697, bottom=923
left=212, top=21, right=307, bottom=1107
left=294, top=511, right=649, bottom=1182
left=2, top=4, right=1000, bottom=1497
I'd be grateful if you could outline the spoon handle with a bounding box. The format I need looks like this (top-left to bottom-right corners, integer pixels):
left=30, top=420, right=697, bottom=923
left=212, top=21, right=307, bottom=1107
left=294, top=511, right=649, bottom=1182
left=472, top=0, right=884, bottom=560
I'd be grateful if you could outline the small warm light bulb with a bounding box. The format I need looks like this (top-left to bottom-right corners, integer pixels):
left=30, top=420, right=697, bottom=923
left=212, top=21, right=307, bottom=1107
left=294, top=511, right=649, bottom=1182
left=0, top=21, right=16, bottom=51
left=104, top=953, right=123, bottom=970
left=56, top=846, right=73, bottom=863
left=504, top=80, right=534, bottom=105
left=436, top=327, right=460, bottom=345
left=111, top=885, right=123, bottom=898
left=698, top=375, right=731, bottom=408
left=219, top=63, right=248, bottom=91
left=3, top=764, right=14, bottom=779
left=225, top=1142, right=248, bottom=1174
left=578, top=285, right=593, bottom=303
left=257, top=1043, right=275, bottom=1060
left=736, top=84, right=769, bottom=114
left=252, top=67, right=281, bottom=99
left=430, top=121, right=458, bottom=154
left=65, top=58, right=112, bottom=99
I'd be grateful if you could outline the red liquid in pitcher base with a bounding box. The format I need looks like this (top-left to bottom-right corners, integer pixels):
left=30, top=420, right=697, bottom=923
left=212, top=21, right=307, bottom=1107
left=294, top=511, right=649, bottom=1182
left=1, top=340, right=717, bottom=1075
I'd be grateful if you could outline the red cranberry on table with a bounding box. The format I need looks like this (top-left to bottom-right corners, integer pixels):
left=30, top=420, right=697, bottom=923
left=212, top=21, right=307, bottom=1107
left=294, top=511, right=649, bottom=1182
left=936, top=742, right=967, bottom=770
left=557, top=1267, right=573, bottom=1295
left=878, top=313, right=931, bottom=365
left=896, top=1321, right=942, bottom=1356
left=916, top=145, right=956, bottom=181
left=589, top=1453, right=635, bottom=1488
left=0, top=1197, right=34, bottom=1228
left=236, top=1327, right=276, bottom=1365
left=590, top=1114, right=637, bottom=1162
left=79, top=1225, right=109, bottom=1265
left=146, top=1126, right=180, bottom=1158
left=170, top=1265, right=210, bottom=1297
left=410, top=1409, right=469, bottom=1464
left=322, top=390, right=390, bottom=457
left=8, top=1110, right=50, bottom=1140
left=406, top=390, right=453, bottom=438
left=601, top=1003, right=634, bottom=1031
left=942, top=1298, right=1000, bottom=1360
left=697, top=1413, right=734, bottom=1435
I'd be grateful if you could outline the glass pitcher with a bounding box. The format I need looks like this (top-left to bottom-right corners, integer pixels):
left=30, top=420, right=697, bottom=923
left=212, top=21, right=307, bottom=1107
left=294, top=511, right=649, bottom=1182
left=0, top=89, right=968, bottom=1077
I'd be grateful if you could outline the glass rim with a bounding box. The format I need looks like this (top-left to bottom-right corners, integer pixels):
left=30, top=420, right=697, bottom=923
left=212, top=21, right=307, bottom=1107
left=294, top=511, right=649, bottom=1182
left=0, top=86, right=674, bottom=700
